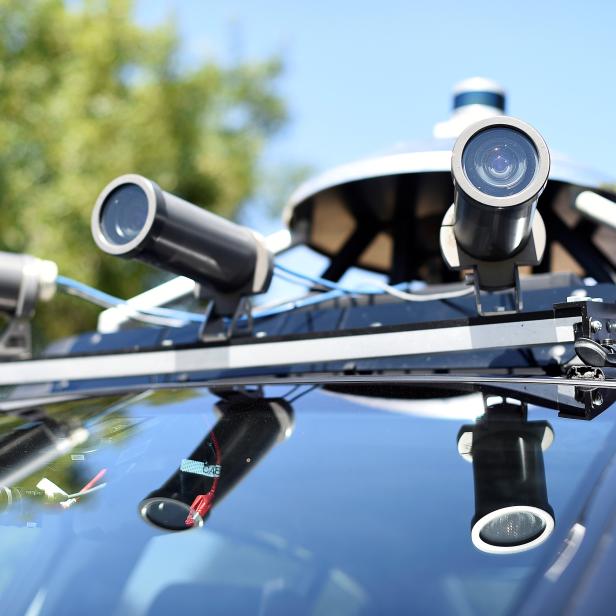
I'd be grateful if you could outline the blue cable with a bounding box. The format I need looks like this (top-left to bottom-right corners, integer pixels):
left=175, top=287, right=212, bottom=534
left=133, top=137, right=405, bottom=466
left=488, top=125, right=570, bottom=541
left=56, top=275, right=204, bottom=324
left=273, top=263, right=385, bottom=294
left=56, top=272, right=346, bottom=326
left=273, top=263, right=417, bottom=295
left=256, top=264, right=422, bottom=318
left=56, top=263, right=398, bottom=329
left=253, top=289, right=346, bottom=318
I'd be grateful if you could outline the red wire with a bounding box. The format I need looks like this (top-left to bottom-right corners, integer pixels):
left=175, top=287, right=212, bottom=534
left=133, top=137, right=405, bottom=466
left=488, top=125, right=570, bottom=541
left=71, top=468, right=107, bottom=503
left=80, top=468, right=107, bottom=493
left=185, top=432, right=221, bottom=526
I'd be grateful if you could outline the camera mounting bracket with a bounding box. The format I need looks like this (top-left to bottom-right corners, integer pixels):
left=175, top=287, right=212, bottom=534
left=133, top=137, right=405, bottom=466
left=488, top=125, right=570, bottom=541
left=0, top=318, right=31, bottom=359
left=196, top=284, right=253, bottom=343
left=440, top=205, right=546, bottom=316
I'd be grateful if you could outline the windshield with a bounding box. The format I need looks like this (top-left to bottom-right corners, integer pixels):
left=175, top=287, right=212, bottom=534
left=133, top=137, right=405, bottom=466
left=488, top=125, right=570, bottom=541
left=0, top=384, right=614, bottom=616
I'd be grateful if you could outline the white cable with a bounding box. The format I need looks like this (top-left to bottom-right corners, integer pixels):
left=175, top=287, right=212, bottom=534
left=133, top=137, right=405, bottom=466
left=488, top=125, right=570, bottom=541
left=66, top=483, right=107, bottom=499
left=370, top=281, right=474, bottom=302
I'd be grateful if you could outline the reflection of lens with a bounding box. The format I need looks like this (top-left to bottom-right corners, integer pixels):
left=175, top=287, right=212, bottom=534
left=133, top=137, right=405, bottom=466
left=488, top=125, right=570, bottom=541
left=462, top=127, right=538, bottom=197
left=141, top=498, right=202, bottom=531
left=100, top=184, right=149, bottom=245
left=471, top=505, right=554, bottom=554
left=479, top=510, right=545, bottom=546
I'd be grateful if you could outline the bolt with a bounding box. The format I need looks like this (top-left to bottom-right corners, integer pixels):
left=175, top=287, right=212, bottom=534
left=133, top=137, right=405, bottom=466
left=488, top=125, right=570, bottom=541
left=591, top=320, right=603, bottom=333
left=343, top=362, right=356, bottom=374
left=607, top=320, right=616, bottom=334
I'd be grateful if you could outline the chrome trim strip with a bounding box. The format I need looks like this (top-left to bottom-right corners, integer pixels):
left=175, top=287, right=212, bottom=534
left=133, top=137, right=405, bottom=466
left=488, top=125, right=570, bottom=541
left=0, top=315, right=579, bottom=387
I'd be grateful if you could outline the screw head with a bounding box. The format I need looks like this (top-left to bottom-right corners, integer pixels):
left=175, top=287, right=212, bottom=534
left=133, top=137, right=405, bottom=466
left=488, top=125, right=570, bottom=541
left=592, top=391, right=604, bottom=407
left=591, top=320, right=603, bottom=333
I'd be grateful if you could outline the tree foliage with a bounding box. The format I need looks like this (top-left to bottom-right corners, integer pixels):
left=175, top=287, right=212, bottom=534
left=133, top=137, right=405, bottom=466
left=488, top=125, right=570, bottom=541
left=0, top=0, right=286, bottom=337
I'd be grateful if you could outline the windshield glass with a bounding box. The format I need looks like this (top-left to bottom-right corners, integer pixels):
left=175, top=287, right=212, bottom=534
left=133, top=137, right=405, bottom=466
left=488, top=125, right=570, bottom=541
left=0, top=385, right=614, bottom=616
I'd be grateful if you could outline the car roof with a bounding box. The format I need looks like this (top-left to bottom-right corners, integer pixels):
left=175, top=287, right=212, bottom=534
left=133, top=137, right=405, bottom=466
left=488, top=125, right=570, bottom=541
left=1, top=384, right=615, bottom=615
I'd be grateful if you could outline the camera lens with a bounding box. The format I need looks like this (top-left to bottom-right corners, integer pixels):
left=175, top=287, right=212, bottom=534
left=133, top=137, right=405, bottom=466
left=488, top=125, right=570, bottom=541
left=462, top=126, right=538, bottom=198
left=100, top=184, right=150, bottom=245
left=479, top=510, right=545, bottom=547
left=141, top=499, right=198, bottom=531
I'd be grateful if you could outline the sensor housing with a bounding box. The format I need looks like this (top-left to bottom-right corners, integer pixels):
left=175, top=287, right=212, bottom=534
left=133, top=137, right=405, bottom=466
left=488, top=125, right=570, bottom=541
left=440, top=117, right=550, bottom=312
left=91, top=175, right=273, bottom=306
left=451, top=116, right=550, bottom=261
left=457, top=400, right=554, bottom=554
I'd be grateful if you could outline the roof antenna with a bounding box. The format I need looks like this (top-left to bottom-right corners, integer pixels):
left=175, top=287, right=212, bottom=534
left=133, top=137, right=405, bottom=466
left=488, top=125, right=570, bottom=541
left=434, top=77, right=507, bottom=139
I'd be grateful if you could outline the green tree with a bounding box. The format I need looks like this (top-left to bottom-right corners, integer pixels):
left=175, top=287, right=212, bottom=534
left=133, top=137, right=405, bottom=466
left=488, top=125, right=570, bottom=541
left=0, top=0, right=286, bottom=338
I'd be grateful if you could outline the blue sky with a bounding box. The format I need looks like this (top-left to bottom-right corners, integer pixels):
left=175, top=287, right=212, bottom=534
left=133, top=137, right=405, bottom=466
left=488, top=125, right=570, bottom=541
left=135, top=0, right=616, bottom=195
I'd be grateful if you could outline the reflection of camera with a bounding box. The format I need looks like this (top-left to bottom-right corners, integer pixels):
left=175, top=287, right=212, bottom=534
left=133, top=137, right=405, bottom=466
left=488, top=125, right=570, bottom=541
left=0, top=419, right=88, bottom=489
left=139, top=397, right=293, bottom=531
left=457, top=399, right=554, bottom=554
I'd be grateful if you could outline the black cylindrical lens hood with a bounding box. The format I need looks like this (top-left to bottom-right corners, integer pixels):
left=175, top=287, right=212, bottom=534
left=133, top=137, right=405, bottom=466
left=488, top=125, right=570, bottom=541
left=458, top=409, right=554, bottom=554
left=451, top=117, right=550, bottom=261
left=470, top=421, right=553, bottom=521
left=0, top=420, right=88, bottom=489
left=139, top=398, right=293, bottom=531
left=0, top=252, right=57, bottom=317
left=91, top=175, right=273, bottom=295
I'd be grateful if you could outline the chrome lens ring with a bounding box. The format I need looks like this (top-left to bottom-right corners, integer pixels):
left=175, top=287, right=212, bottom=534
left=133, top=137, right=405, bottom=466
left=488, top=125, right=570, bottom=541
left=452, top=116, right=550, bottom=208
left=99, top=184, right=151, bottom=246
left=91, top=174, right=159, bottom=256
left=462, top=126, right=538, bottom=198
left=471, top=505, right=554, bottom=554
left=139, top=497, right=203, bottom=531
